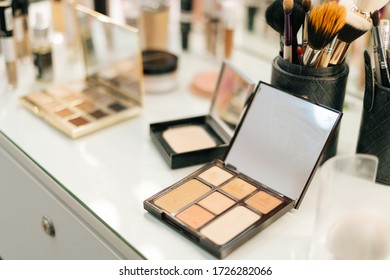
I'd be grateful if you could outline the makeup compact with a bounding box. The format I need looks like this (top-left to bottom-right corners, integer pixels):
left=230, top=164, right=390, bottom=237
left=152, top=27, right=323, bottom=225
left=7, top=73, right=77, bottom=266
left=20, top=5, right=144, bottom=138
left=144, top=82, right=342, bottom=258
left=150, top=61, right=255, bottom=169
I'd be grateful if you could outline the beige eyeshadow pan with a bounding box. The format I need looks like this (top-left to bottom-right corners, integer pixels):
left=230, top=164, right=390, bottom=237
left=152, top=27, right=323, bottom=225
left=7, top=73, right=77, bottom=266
left=198, top=191, right=235, bottom=215
left=245, top=191, right=282, bottom=214
left=221, top=178, right=257, bottom=199
left=200, top=206, right=260, bottom=245
left=154, top=179, right=211, bottom=213
left=176, top=204, right=215, bottom=229
left=162, top=125, right=217, bottom=153
left=56, top=108, right=75, bottom=118
left=198, top=166, right=233, bottom=186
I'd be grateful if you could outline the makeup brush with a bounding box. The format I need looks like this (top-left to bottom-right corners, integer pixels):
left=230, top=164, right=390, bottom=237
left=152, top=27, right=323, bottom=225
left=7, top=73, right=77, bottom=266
left=328, top=11, right=371, bottom=65
left=301, top=0, right=311, bottom=53
left=353, top=0, right=389, bottom=19
left=302, top=1, right=346, bottom=67
left=371, top=10, right=390, bottom=87
left=283, top=0, right=293, bottom=63
left=265, top=0, right=305, bottom=63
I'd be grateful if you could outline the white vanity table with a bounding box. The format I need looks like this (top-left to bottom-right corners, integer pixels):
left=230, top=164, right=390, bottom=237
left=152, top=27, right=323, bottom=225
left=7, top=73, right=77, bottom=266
left=1, top=1, right=389, bottom=260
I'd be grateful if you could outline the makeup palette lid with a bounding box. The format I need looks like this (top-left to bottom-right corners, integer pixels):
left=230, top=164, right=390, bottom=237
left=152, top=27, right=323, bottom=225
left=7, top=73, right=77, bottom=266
left=209, top=61, right=256, bottom=137
left=225, top=83, right=342, bottom=208
left=74, top=5, right=144, bottom=106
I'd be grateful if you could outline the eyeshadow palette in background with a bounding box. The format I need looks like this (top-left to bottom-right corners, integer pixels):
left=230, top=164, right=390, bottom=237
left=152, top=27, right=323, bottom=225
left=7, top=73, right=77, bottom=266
left=20, top=84, right=139, bottom=138
left=20, top=5, right=143, bottom=138
left=144, top=82, right=342, bottom=258
left=150, top=61, right=256, bottom=169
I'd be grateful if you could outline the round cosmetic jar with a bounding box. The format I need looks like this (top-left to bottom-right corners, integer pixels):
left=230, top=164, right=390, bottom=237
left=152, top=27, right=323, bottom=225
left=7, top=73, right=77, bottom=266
left=142, top=49, right=178, bottom=93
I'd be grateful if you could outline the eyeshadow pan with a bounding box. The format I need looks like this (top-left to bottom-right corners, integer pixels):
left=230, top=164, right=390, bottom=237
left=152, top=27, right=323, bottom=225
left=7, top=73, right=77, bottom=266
left=56, top=108, right=75, bottom=118
left=162, top=125, right=217, bottom=153
left=108, top=101, right=127, bottom=112
left=221, top=178, right=257, bottom=199
left=176, top=204, right=215, bottom=229
left=90, top=109, right=108, bottom=119
left=41, top=100, right=62, bottom=111
left=245, top=191, right=282, bottom=214
left=76, top=101, right=95, bottom=112
left=198, top=192, right=235, bottom=215
left=200, top=206, right=260, bottom=245
left=198, top=166, right=233, bottom=186
left=27, top=92, right=53, bottom=105
left=62, top=94, right=82, bottom=103
left=69, top=116, right=89, bottom=127
left=154, top=179, right=211, bottom=213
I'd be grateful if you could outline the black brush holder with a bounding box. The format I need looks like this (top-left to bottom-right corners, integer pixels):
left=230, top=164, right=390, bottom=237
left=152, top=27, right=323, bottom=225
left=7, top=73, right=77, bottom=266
left=356, top=50, right=390, bottom=185
left=271, top=56, right=349, bottom=163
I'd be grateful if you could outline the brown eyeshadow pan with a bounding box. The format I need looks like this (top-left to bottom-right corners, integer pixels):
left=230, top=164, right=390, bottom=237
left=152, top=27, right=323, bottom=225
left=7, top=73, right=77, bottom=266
left=56, top=108, right=75, bottom=118
left=76, top=101, right=95, bottom=112
left=245, top=191, right=282, bottom=214
left=176, top=204, right=215, bottom=229
left=90, top=109, right=108, bottom=119
left=69, top=116, right=90, bottom=127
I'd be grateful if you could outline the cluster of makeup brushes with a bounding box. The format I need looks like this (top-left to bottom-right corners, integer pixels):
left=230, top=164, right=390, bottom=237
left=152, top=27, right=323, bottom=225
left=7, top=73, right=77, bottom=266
left=265, top=0, right=390, bottom=83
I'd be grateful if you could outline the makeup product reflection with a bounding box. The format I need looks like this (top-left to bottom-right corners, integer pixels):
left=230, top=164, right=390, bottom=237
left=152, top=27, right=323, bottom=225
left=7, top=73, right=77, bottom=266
left=0, top=1, right=18, bottom=89
left=150, top=61, right=255, bottom=169
left=20, top=5, right=144, bottom=138
left=12, top=0, right=31, bottom=61
left=145, top=83, right=342, bottom=258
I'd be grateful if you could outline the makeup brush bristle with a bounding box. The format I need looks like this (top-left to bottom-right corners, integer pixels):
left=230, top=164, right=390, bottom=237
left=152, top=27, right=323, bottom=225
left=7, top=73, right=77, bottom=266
left=302, top=0, right=311, bottom=13
left=307, top=2, right=346, bottom=50
left=354, top=0, right=389, bottom=14
left=283, top=0, right=293, bottom=13
left=338, top=11, right=371, bottom=43
left=371, top=10, right=380, bottom=28
left=265, top=0, right=305, bottom=35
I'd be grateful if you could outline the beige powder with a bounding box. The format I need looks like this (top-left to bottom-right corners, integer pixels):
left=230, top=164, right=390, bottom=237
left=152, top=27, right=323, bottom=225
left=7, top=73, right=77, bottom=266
left=200, top=206, right=260, bottom=245
left=154, top=179, right=210, bottom=213
left=162, top=125, right=217, bottom=153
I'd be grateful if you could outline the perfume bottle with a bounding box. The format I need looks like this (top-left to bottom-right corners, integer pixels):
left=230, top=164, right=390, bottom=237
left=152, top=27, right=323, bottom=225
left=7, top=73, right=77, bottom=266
left=32, top=13, right=53, bottom=81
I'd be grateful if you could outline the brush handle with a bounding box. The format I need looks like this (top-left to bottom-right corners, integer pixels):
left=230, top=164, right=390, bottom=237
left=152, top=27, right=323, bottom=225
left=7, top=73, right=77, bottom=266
left=302, top=47, right=322, bottom=67
left=317, top=36, right=338, bottom=68
left=283, top=12, right=292, bottom=63
left=329, top=40, right=350, bottom=65
left=302, top=12, right=309, bottom=53
left=373, top=26, right=390, bottom=87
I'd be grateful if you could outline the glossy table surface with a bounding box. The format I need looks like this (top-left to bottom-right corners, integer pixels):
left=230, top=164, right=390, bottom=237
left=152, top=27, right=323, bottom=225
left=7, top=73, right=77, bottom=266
left=1, top=1, right=390, bottom=260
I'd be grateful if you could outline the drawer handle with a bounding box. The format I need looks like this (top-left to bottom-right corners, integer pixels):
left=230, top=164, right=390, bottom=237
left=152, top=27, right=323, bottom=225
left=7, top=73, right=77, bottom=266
left=42, top=216, right=55, bottom=237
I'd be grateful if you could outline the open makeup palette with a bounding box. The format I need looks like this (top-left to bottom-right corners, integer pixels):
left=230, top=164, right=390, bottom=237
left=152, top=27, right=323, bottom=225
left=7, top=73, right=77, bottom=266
left=144, top=82, right=342, bottom=258
left=20, top=5, right=144, bottom=138
left=150, top=61, right=255, bottom=169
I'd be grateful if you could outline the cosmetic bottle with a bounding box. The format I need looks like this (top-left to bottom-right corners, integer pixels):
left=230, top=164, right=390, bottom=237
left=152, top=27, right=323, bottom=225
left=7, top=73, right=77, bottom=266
left=180, top=0, right=192, bottom=51
left=244, top=0, right=259, bottom=32
left=0, top=1, right=18, bottom=89
left=221, top=0, right=238, bottom=59
left=140, top=0, right=170, bottom=50
left=12, top=0, right=31, bottom=61
left=123, top=0, right=140, bottom=28
left=32, top=13, right=53, bottom=82
left=203, top=0, right=220, bottom=57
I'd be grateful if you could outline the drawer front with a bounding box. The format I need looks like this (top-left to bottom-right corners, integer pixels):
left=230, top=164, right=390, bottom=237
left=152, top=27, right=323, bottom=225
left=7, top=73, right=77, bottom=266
left=0, top=146, right=120, bottom=259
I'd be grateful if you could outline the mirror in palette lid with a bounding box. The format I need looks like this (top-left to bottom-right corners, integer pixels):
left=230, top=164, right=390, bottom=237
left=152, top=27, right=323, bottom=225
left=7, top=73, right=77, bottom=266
left=144, top=82, right=342, bottom=259
left=150, top=61, right=256, bottom=169
left=19, top=5, right=144, bottom=139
